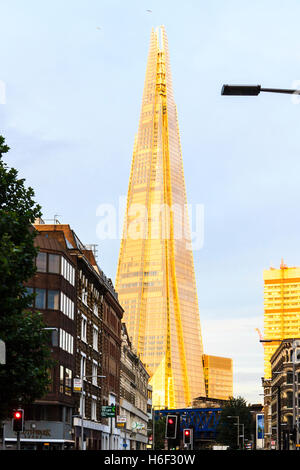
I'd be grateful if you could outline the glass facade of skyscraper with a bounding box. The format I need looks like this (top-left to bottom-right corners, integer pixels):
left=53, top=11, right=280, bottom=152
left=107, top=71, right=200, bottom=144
left=116, top=26, right=206, bottom=408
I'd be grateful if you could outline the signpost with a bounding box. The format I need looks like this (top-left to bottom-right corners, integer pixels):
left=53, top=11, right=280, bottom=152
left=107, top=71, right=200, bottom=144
left=116, top=415, right=126, bottom=428
left=73, top=378, right=82, bottom=393
left=101, top=405, right=116, bottom=418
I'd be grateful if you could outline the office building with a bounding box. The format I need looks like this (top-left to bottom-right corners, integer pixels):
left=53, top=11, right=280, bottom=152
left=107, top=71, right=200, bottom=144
left=115, top=26, right=205, bottom=409
left=202, top=355, right=233, bottom=401
left=263, top=260, right=300, bottom=378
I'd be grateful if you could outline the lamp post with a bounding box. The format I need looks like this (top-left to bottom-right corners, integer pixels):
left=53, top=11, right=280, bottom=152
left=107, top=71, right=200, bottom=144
left=240, top=423, right=245, bottom=450
left=228, top=415, right=240, bottom=449
left=221, top=84, right=300, bottom=96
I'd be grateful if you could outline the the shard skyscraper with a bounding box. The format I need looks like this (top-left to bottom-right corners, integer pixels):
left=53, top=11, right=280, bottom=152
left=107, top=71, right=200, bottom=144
left=116, top=26, right=206, bottom=408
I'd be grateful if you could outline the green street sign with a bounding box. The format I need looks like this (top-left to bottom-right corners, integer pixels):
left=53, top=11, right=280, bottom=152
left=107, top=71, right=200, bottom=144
left=101, top=405, right=116, bottom=418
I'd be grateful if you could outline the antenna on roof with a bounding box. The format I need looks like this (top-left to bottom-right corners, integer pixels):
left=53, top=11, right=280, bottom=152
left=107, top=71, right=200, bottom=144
left=280, top=258, right=287, bottom=269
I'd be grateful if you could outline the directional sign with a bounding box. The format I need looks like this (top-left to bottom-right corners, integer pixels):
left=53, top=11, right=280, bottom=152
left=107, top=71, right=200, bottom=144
left=0, top=340, right=6, bottom=365
left=101, top=405, right=116, bottom=418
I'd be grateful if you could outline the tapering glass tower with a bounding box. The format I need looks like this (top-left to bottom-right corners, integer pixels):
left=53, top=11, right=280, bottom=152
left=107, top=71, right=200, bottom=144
left=116, top=26, right=205, bottom=408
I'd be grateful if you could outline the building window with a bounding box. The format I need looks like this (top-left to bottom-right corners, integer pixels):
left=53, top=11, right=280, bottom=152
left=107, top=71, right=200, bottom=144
left=36, top=252, right=47, bottom=272
left=61, top=256, right=75, bottom=286
left=48, top=254, right=60, bottom=274
left=286, top=391, right=293, bottom=409
left=60, top=365, right=64, bottom=394
left=60, top=292, right=74, bottom=320
left=65, top=368, right=72, bottom=396
left=48, top=290, right=60, bottom=310
left=91, top=398, right=97, bottom=421
left=80, top=354, right=86, bottom=380
left=93, top=304, right=99, bottom=317
left=93, top=326, right=98, bottom=351
left=82, top=289, right=88, bottom=306
left=92, top=362, right=98, bottom=386
left=35, top=288, right=46, bottom=309
left=59, top=329, right=74, bottom=355
left=81, top=316, right=87, bottom=342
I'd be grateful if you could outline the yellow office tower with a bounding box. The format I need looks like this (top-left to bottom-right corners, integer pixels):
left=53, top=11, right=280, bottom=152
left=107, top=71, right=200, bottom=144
left=115, top=26, right=206, bottom=408
left=263, top=260, right=300, bottom=378
left=203, top=355, right=233, bottom=401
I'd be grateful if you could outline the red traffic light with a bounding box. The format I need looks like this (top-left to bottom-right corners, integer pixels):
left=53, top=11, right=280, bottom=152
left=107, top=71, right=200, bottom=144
left=12, top=409, right=24, bottom=433
left=183, top=428, right=192, bottom=445
left=165, top=414, right=178, bottom=439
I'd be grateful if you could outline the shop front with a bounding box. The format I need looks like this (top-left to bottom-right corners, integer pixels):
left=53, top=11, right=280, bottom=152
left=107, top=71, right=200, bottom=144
left=3, top=420, right=74, bottom=450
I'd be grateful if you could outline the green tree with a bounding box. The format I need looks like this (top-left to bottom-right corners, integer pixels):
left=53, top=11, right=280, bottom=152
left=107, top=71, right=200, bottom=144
left=216, top=396, right=253, bottom=450
left=0, top=135, right=53, bottom=421
left=153, top=415, right=166, bottom=449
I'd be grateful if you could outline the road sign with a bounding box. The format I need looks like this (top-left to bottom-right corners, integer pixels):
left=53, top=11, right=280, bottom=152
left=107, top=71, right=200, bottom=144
left=101, top=405, right=116, bottom=418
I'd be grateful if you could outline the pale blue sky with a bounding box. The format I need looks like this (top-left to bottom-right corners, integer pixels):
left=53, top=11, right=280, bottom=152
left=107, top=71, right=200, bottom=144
left=2, top=0, right=300, bottom=403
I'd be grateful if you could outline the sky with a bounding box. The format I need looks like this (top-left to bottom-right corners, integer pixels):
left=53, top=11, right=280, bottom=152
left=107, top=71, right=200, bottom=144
left=2, top=0, right=300, bottom=404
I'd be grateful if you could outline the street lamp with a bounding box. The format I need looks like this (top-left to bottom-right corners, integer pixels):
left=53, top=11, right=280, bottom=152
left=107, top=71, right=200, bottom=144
left=221, top=84, right=300, bottom=96
left=228, top=415, right=240, bottom=449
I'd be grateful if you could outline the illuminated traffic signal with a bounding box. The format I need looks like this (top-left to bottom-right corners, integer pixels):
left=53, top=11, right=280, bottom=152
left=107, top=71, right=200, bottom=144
left=183, top=428, right=192, bottom=445
left=12, top=409, right=24, bottom=433
left=165, top=414, right=178, bottom=439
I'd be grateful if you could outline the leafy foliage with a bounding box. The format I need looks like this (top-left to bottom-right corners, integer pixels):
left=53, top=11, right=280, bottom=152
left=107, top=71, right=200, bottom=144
left=216, top=396, right=253, bottom=449
left=153, top=415, right=167, bottom=449
left=0, top=136, right=54, bottom=421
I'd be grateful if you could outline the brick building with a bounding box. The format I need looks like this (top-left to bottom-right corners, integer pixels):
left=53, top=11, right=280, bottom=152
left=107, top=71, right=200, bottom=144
left=3, top=221, right=123, bottom=450
left=119, top=323, right=150, bottom=450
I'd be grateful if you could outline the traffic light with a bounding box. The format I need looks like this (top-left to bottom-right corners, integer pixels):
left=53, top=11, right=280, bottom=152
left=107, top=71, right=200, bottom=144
left=165, top=414, right=178, bottom=439
left=183, top=428, right=192, bottom=445
left=12, top=409, right=24, bottom=433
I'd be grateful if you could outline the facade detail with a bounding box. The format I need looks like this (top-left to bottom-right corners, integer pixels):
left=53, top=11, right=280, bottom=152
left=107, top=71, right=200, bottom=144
left=4, top=221, right=124, bottom=450
left=202, top=355, right=233, bottom=401
left=267, top=339, right=300, bottom=450
left=5, top=231, right=77, bottom=449
left=119, top=324, right=150, bottom=450
left=263, top=261, right=300, bottom=378
left=115, top=26, right=205, bottom=409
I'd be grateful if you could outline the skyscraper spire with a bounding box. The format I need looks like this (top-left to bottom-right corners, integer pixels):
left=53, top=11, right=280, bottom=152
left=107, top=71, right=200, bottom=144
left=116, top=26, right=206, bottom=408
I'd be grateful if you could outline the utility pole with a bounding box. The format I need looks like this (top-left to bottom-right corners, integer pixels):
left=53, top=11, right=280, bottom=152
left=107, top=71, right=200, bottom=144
left=228, top=415, right=240, bottom=449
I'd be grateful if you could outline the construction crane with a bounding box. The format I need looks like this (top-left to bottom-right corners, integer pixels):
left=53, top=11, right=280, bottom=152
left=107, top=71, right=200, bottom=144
left=255, top=328, right=266, bottom=347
